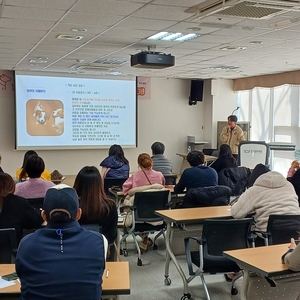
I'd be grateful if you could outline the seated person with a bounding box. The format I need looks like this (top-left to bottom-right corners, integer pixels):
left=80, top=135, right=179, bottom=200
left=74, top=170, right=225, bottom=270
left=151, top=141, right=173, bottom=175
left=174, top=151, right=218, bottom=194
left=231, top=171, right=300, bottom=245
left=248, top=163, right=270, bottom=187
left=16, top=150, right=51, bottom=181
left=283, top=238, right=300, bottom=271
left=100, top=144, right=130, bottom=179
left=16, top=184, right=107, bottom=300
left=73, top=166, right=118, bottom=245
left=122, top=153, right=166, bottom=253
left=0, top=154, right=3, bottom=173
left=287, top=168, right=300, bottom=205
left=15, top=156, right=55, bottom=199
left=287, top=160, right=300, bottom=179
left=0, top=173, right=43, bottom=244
left=210, top=144, right=237, bottom=173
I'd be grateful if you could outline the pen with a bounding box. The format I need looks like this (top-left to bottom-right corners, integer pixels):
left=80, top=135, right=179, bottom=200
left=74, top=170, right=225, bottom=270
left=106, top=269, right=109, bottom=278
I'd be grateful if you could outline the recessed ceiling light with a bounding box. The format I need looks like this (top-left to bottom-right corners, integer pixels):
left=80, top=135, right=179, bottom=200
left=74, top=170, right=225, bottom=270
left=29, top=58, right=48, bottom=64
left=220, top=46, right=247, bottom=51
left=57, top=34, right=83, bottom=40
left=207, top=66, right=239, bottom=70
left=148, top=32, right=169, bottom=40
left=161, top=33, right=183, bottom=41
left=147, top=31, right=199, bottom=42
left=187, top=27, right=201, bottom=31
left=71, top=28, right=87, bottom=32
left=249, top=41, right=263, bottom=45
left=176, top=34, right=198, bottom=42
left=111, top=71, right=122, bottom=75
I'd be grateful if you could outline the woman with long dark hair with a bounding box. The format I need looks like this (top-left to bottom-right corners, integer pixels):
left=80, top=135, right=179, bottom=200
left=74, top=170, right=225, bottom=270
left=100, top=144, right=130, bottom=179
left=210, top=144, right=237, bottom=173
left=0, top=173, right=43, bottom=244
left=73, top=166, right=118, bottom=245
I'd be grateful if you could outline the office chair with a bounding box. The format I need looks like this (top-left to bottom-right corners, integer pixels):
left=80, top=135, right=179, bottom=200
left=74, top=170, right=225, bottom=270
left=164, top=174, right=177, bottom=185
left=0, top=228, right=18, bottom=263
left=26, top=197, right=44, bottom=210
left=184, top=218, right=255, bottom=300
left=104, top=177, right=128, bottom=198
left=260, top=215, right=300, bottom=246
left=120, top=190, right=170, bottom=266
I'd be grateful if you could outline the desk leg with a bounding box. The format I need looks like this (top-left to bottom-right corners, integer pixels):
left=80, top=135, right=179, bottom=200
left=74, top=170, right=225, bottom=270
left=240, top=269, right=249, bottom=300
left=164, top=222, right=190, bottom=298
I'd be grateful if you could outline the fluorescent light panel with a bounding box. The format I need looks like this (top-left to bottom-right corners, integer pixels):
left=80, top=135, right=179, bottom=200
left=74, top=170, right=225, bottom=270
left=147, top=32, right=198, bottom=42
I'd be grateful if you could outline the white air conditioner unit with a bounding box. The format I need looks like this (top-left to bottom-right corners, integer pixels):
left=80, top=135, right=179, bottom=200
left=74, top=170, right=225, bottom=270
left=185, top=0, right=300, bottom=20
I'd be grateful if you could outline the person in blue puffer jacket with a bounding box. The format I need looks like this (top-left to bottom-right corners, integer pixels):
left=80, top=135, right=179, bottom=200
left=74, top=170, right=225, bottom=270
left=100, top=144, right=130, bottom=178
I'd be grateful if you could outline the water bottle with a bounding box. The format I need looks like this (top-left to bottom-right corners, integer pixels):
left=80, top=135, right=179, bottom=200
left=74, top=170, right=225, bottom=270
left=187, top=145, right=191, bottom=153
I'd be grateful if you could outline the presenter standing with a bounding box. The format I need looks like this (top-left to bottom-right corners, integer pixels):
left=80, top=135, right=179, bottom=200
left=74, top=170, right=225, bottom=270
left=220, top=115, right=245, bottom=161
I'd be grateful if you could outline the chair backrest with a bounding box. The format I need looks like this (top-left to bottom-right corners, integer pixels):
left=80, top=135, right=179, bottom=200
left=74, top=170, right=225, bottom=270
left=0, top=228, right=17, bottom=263
left=133, top=190, right=170, bottom=223
left=202, top=218, right=253, bottom=257
left=26, top=197, right=44, bottom=210
left=164, top=174, right=177, bottom=185
left=267, top=215, right=300, bottom=245
left=104, top=177, right=128, bottom=195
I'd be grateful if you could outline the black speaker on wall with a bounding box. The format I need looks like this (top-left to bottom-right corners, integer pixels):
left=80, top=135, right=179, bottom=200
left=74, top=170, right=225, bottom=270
left=189, top=80, right=204, bottom=105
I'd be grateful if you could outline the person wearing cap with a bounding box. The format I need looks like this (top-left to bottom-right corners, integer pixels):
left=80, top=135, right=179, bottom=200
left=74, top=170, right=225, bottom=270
left=16, top=184, right=108, bottom=300
left=151, top=141, right=173, bottom=175
left=220, top=115, right=245, bottom=161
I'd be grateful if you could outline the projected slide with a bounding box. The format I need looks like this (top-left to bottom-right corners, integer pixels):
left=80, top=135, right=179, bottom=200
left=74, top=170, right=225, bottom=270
left=15, top=75, right=137, bottom=150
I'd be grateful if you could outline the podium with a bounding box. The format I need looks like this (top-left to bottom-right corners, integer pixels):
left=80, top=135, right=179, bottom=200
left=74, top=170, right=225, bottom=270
left=187, top=136, right=208, bottom=151
left=239, top=141, right=296, bottom=169
left=238, top=141, right=269, bottom=169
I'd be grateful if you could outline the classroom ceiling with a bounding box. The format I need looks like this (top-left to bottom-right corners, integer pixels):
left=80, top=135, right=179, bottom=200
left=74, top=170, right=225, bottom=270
left=1, top=0, right=300, bottom=79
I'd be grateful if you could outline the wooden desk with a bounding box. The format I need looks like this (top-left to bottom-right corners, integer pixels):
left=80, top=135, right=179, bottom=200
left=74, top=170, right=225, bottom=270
left=0, top=262, right=130, bottom=297
left=176, top=153, right=217, bottom=174
left=155, top=206, right=232, bottom=298
left=224, top=244, right=299, bottom=300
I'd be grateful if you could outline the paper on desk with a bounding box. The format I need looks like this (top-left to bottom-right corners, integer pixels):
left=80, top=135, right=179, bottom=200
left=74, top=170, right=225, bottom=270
left=0, top=277, right=16, bottom=289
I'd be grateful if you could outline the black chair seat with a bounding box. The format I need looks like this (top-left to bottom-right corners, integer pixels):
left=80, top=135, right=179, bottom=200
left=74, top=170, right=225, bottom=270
left=0, top=228, right=17, bottom=263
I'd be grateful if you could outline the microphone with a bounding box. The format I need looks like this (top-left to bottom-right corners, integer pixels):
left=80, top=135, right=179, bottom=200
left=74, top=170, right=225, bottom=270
left=231, top=106, right=240, bottom=115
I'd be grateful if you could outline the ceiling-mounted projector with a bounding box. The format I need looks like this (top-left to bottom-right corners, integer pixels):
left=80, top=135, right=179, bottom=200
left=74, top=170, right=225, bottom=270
left=131, top=51, right=175, bottom=69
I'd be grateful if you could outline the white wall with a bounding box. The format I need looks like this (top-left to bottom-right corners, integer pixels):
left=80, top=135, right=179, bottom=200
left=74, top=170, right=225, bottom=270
left=1, top=75, right=208, bottom=176
left=211, top=79, right=238, bottom=149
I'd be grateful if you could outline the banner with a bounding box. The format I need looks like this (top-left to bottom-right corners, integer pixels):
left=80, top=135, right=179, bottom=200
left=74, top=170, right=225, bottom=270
left=137, top=76, right=151, bottom=100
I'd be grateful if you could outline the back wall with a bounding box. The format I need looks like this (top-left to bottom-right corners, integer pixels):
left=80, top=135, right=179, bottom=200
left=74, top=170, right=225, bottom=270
left=0, top=74, right=206, bottom=177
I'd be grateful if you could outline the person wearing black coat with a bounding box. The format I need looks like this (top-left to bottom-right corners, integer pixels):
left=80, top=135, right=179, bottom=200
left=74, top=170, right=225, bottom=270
left=210, top=144, right=237, bottom=173
left=0, top=173, right=43, bottom=244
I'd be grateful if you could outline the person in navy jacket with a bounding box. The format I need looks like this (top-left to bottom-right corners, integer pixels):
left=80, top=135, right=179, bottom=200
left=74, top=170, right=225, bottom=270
left=16, top=184, right=107, bottom=300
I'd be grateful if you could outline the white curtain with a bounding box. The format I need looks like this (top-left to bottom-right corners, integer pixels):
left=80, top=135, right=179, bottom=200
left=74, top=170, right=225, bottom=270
left=238, top=84, right=300, bottom=175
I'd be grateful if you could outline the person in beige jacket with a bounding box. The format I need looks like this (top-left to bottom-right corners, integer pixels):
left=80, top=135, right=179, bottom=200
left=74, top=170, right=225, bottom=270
left=231, top=171, right=300, bottom=245
left=220, top=115, right=245, bottom=161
